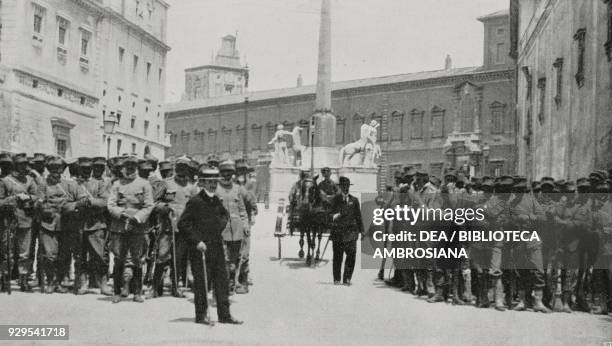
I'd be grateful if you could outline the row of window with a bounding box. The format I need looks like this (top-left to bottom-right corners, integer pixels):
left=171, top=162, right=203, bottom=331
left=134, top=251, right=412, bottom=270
left=32, top=2, right=92, bottom=67
left=103, top=110, right=162, bottom=140
left=117, top=46, right=163, bottom=85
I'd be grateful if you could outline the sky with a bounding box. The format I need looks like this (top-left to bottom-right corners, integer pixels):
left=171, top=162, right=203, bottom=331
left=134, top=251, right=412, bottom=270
left=164, top=0, right=508, bottom=102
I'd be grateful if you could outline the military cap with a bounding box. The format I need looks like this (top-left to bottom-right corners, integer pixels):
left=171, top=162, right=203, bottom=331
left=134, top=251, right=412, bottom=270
left=555, top=179, right=566, bottom=187
left=531, top=181, right=541, bottom=192
left=32, top=153, right=46, bottom=162
left=540, top=176, right=554, bottom=183
left=66, top=157, right=78, bottom=166
left=198, top=166, right=220, bottom=180
left=321, top=167, right=331, bottom=173
left=188, top=159, right=199, bottom=172
left=206, top=153, right=220, bottom=164
left=235, top=158, right=248, bottom=170
left=498, top=175, right=514, bottom=186
left=594, top=181, right=610, bottom=192
left=481, top=176, right=494, bottom=187
left=402, top=166, right=416, bottom=177
left=416, top=170, right=428, bottom=177
left=444, top=168, right=457, bottom=178
left=588, top=170, right=607, bottom=183
left=175, top=156, right=191, bottom=167
left=338, top=176, right=352, bottom=185
left=0, top=152, right=13, bottom=164
left=110, top=156, right=123, bottom=168
left=576, top=177, right=590, bottom=188
left=513, top=176, right=528, bottom=189
left=122, top=155, right=138, bottom=165
left=78, top=157, right=92, bottom=167
left=46, top=156, right=66, bottom=167
left=92, top=157, right=106, bottom=166
left=27, top=156, right=35, bottom=164
left=540, top=180, right=555, bottom=190
left=12, top=153, right=28, bottom=163
left=159, top=161, right=173, bottom=172
left=562, top=181, right=576, bottom=193
left=219, top=160, right=236, bottom=172
left=138, top=159, right=153, bottom=171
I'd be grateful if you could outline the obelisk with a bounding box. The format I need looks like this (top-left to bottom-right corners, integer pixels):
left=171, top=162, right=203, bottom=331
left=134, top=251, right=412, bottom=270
left=308, top=0, right=338, bottom=167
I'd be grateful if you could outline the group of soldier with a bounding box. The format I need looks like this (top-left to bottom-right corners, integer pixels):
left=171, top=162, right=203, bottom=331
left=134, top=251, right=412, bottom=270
left=0, top=151, right=256, bottom=323
left=379, top=166, right=612, bottom=316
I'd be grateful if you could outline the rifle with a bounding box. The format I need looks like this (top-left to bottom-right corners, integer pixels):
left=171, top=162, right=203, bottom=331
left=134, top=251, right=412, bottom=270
left=146, top=224, right=162, bottom=289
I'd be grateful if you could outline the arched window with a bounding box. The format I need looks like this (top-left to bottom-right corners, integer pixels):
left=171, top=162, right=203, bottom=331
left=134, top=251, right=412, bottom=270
left=431, top=106, right=445, bottom=138
left=390, top=111, right=404, bottom=142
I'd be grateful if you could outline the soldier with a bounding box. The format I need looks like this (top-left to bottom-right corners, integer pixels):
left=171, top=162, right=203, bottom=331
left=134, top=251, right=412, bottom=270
left=330, top=177, right=364, bottom=285
left=234, top=159, right=257, bottom=293
left=590, top=180, right=611, bottom=314
left=470, top=176, right=495, bottom=308
left=216, top=160, right=250, bottom=294
left=1, top=153, right=39, bottom=292
left=150, top=157, right=198, bottom=298
left=178, top=166, right=242, bottom=325
left=511, top=177, right=550, bottom=313
left=69, top=157, right=111, bottom=295
left=206, top=154, right=220, bottom=169
left=107, top=155, right=154, bottom=303
left=38, top=156, right=82, bottom=294
left=0, top=152, right=13, bottom=292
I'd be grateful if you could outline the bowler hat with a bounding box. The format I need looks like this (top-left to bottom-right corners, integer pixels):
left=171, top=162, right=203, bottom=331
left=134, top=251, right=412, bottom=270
left=159, top=161, right=173, bottom=172
left=198, top=166, right=220, bottom=180
left=338, top=176, right=352, bottom=185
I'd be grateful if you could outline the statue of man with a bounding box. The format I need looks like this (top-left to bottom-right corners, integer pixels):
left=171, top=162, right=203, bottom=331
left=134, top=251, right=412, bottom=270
left=268, top=124, right=293, bottom=165
left=360, top=120, right=379, bottom=151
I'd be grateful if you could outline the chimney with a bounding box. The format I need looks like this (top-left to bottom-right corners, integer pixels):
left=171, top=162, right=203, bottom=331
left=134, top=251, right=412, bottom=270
left=297, top=74, right=303, bottom=87
left=445, top=54, right=452, bottom=70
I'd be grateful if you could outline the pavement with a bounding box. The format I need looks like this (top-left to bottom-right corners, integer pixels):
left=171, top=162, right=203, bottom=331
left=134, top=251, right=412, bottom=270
left=0, top=205, right=610, bottom=345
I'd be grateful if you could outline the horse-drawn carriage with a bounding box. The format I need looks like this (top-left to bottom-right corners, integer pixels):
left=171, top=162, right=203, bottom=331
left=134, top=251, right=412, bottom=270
left=273, top=177, right=332, bottom=266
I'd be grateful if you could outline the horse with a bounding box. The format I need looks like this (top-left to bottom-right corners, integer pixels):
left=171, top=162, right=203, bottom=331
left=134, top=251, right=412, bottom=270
left=289, top=177, right=328, bottom=266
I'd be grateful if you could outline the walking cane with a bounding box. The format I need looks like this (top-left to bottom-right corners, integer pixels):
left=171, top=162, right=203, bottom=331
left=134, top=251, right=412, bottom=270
left=201, top=250, right=214, bottom=326
left=319, top=236, right=331, bottom=263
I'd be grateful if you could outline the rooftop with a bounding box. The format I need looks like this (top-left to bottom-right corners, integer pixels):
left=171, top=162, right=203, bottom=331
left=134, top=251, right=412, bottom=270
left=167, top=65, right=510, bottom=113
left=477, top=9, right=509, bottom=22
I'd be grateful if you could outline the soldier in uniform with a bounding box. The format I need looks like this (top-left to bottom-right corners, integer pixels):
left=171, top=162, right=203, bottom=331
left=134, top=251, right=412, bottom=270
left=590, top=180, right=611, bottom=314
left=178, top=166, right=242, bottom=325
left=107, top=155, right=154, bottom=303
left=1, top=153, right=40, bottom=291
left=71, top=157, right=112, bottom=295
left=511, top=177, right=550, bottom=313
left=206, top=154, right=220, bottom=169
left=330, top=177, right=364, bottom=285
left=234, top=159, right=257, bottom=293
left=0, top=152, right=14, bottom=291
left=150, top=157, right=198, bottom=298
left=37, top=156, right=82, bottom=294
left=216, top=160, right=250, bottom=294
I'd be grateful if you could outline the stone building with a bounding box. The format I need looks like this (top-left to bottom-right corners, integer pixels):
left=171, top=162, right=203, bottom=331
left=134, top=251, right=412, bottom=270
left=0, top=0, right=103, bottom=157
left=183, top=35, right=249, bottom=101
left=166, top=10, right=516, bottom=191
left=513, top=0, right=612, bottom=180
left=98, top=0, right=170, bottom=159
left=0, top=0, right=170, bottom=159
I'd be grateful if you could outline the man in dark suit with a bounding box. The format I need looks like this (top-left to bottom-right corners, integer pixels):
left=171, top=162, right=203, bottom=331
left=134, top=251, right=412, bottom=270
left=331, top=176, right=364, bottom=286
left=177, top=166, right=242, bottom=325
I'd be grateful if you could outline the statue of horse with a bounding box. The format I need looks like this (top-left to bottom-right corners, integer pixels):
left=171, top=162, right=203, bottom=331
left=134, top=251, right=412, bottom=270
left=339, top=141, right=364, bottom=166
left=288, top=176, right=328, bottom=266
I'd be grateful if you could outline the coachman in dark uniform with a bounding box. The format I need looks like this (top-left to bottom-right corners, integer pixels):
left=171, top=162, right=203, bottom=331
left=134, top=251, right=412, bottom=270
left=178, top=166, right=242, bottom=325
left=330, top=176, right=364, bottom=285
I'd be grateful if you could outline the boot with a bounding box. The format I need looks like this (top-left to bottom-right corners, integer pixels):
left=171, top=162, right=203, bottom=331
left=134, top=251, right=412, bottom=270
left=533, top=289, right=551, bottom=313
left=399, top=270, right=413, bottom=293
left=591, top=293, right=608, bottom=315
left=171, top=277, right=185, bottom=298
left=98, top=274, right=112, bottom=296
left=75, top=273, right=88, bottom=295
left=121, top=268, right=133, bottom=297
left=149, top=266, right=164, bottom=298
left=561, top=292, right=573, bottom=313
left=493, top=277, right=506, bottom=311
left=513, top=290, right=526, bottom=311
left=451, top=277, right=466, bottom=305
left=54, top=270, right=68, bottom=294
left=551, top=291, right=563, bottom=312
left=19, top=274, right=32, bottom=292
left=427, top=287, right=444, bottom=303
left=377, top=269, right=384, bottom=281
left=462, top=269, right=473, bottom=304
left=477, top=275, right=490, bottom=308
left=44, top=271, right=56, bottom=294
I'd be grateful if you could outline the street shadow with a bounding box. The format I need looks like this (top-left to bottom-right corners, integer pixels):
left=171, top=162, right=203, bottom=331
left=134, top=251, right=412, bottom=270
left=169, top=317, right=194, bottom=323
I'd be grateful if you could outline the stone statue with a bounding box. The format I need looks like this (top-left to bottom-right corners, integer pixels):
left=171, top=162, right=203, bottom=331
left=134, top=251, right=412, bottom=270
left=339, top=120, right=381, bottom=167
left=268, top=124, right=294, bottom=166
